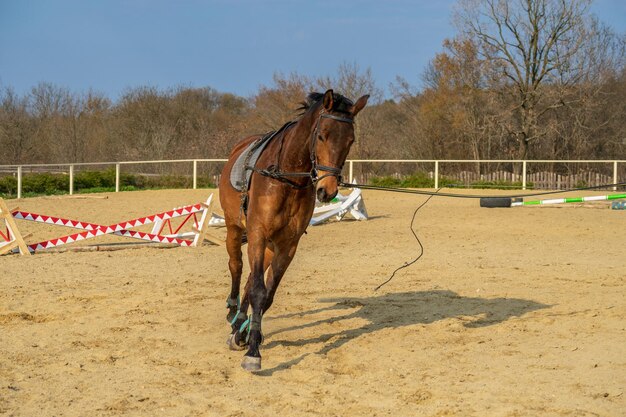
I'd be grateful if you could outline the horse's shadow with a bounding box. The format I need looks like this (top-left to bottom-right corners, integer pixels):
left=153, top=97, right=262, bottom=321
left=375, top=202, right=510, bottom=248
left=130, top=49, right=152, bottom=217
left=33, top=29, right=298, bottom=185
left=256, top=290, right=549, bottom=376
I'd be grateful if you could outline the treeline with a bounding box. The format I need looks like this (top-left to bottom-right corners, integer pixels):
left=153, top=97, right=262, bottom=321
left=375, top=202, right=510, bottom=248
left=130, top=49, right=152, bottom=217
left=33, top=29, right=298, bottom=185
left=1, top=1, right=625, bottom=168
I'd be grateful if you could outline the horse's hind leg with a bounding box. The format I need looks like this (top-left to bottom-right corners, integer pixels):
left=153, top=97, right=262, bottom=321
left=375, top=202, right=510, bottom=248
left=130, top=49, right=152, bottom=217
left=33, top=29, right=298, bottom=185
left=240, top=233, right=269, bottom=371
left=226, top=272, right=251, bottom=351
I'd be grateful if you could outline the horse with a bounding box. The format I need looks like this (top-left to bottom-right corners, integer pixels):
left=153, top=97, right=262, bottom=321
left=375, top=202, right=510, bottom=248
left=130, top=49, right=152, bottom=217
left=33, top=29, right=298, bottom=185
left=218, top=89, right=369, bottom=371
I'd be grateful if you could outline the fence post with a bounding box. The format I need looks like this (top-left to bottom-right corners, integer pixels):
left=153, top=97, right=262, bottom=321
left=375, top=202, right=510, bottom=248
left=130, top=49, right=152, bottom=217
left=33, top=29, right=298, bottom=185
left=115, top=163, right=120, bottom=193
left=613, top=161, right=618, bottom=191
left=434, top=161, right=439, bottom=189
left=193, top=160, right=198, bottom=190
left=69, top=164, right=74, bottom=195
left=522, top=161, right=527, bottom=190
left=17, top=166, right=22, bottom=199
left=349, top=160, right=354, bottom=183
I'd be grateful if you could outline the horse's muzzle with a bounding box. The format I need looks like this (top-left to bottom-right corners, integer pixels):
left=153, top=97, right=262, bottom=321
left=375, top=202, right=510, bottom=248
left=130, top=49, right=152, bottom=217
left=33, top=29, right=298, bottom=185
left=316, top=186, right=338, bottom=203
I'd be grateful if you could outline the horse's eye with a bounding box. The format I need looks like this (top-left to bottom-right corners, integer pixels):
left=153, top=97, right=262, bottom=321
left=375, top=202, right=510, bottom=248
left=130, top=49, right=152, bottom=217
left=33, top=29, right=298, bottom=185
left=317, top=134, right=325, bottom=142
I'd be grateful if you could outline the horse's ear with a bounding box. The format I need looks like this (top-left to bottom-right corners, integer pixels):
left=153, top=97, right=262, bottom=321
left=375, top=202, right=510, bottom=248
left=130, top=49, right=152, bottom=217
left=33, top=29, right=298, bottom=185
left=351, top=94, right=370, bottom=116
left=322, top=89, right=334, bottom=111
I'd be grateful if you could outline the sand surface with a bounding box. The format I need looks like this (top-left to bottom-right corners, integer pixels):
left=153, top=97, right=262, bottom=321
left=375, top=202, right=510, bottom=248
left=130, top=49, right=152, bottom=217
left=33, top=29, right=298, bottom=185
left=1, top=188, right=625, bottom=416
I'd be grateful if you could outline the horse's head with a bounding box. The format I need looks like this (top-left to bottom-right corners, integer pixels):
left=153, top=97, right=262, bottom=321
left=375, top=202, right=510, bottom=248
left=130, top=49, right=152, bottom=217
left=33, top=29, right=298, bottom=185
left=313, top=89, right=369, bottom=203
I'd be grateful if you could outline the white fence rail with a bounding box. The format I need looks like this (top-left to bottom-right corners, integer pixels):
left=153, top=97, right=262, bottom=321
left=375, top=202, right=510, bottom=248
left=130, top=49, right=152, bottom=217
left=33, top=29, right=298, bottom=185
left=0, top=159, right=624, bottom=199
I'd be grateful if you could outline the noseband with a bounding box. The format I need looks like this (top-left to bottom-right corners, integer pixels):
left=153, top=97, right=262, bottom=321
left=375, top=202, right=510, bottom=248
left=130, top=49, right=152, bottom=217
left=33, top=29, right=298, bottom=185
left=309, top=111, right=354, bottom=184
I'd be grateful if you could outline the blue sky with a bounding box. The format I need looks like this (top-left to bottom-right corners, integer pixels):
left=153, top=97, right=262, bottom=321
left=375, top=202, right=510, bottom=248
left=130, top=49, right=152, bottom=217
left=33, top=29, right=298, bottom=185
left=1, top=0, right=624, bottom=100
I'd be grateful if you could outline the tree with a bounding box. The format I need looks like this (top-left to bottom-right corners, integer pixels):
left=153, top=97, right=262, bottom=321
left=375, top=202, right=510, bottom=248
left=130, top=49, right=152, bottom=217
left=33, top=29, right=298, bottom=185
left=315, top=62, right=383, bottom=104
left=454, top=0, right=593, bottom=159
left=0, top=87, right=36, bottom=164
left=314, top=62, right=383, bottom=160
left=252, top=73, right=313, bottom=130
left=28, top=83, right=77, bottom=163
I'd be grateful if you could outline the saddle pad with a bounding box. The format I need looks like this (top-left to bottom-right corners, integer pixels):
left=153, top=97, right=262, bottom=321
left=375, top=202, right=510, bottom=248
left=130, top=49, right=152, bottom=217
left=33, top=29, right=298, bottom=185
left=229, top=121, right=296, bottom=192
left=230, top=131, right=275, bottom=192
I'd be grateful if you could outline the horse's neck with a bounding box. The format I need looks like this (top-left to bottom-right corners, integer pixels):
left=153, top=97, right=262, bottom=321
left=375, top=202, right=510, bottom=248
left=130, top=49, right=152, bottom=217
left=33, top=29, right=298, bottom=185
left=280, top=109, right=318, bottom=170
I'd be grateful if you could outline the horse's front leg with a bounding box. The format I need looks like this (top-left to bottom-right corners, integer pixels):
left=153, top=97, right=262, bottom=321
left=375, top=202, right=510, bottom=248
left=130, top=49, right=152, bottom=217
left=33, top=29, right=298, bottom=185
left=225, top=224, right=244, bottom=323
left=241, top=233, right=268, bottom=372
left=227, top=247, right=273, bottom=351
left=263, top=241, right=298, bottom=314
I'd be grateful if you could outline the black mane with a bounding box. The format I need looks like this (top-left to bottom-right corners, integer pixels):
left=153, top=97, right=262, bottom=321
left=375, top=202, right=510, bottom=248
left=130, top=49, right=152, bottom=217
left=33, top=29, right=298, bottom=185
left=298, top=91, right=354, bottom=115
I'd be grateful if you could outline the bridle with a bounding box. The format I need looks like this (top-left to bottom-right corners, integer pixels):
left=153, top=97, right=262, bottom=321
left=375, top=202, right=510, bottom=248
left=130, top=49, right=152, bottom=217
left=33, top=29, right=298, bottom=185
left=309, top=110, right=354, bottom=184
left=250, top=109, right=354, bottom=189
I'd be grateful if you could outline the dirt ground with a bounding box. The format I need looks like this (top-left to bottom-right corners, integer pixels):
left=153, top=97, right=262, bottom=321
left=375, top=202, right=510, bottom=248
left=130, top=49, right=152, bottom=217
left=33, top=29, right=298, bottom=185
left=1, top=188, right=624, bottom=416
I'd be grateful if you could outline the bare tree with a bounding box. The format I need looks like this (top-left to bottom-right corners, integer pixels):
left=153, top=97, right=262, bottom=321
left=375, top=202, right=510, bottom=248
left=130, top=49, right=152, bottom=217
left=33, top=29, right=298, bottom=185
left=315, top=62, right=383, bottom=103
left=314, top=62, right=382, bottom=160
left=454, top=0, right=593, bottom=159
left=0, top=87, right=36, bottom=164
left=252, top=72, right=313, bottom=129
left=28, top=83, right=78, bottom=163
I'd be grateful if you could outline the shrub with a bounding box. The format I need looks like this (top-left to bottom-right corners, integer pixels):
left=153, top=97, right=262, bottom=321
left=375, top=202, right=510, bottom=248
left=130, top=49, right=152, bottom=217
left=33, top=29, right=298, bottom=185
left=0, top=175, right=18, bottom=197
left=468, top=180, right=529, bottom=190
left=367, top=173, right=534, bottom=190
left=368, top=173, right=457, bottom=188
left=23, top=173, right=69, bottom=194
left=74, top=169, right=116, bottom=189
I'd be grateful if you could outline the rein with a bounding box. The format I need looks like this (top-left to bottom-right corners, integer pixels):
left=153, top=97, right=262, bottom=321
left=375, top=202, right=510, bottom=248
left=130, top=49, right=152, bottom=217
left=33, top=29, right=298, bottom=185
left=338, top=180, right=626, bottom=199
left=247, top=110, right=354, bottom=189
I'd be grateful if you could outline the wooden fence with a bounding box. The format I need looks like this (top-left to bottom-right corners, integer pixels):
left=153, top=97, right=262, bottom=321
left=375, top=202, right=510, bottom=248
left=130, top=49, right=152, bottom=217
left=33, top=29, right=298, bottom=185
left=1, top=159, right=624, bottom=198
left=448, top=170, right=615, bottom=189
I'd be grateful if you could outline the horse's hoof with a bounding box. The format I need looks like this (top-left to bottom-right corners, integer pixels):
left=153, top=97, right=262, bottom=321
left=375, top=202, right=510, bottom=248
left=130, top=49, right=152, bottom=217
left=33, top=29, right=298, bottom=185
left=241, top=356, right=261, bottom=372
left=226, top=333, right=246, bottom=351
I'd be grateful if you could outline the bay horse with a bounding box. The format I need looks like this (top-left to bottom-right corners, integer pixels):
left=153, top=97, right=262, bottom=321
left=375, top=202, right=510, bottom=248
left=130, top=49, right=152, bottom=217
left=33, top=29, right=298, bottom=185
left=218, top=89, right=369, bottom=371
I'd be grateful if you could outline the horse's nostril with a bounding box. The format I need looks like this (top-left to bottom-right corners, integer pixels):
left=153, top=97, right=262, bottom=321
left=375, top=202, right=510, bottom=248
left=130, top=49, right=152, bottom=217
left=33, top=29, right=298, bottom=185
left=316, top=188, right=327, bottom=202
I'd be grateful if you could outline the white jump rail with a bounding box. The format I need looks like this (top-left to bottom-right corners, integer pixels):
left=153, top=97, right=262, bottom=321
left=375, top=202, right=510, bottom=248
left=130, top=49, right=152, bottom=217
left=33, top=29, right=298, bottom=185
left=310, top=188, right=368, bottom=226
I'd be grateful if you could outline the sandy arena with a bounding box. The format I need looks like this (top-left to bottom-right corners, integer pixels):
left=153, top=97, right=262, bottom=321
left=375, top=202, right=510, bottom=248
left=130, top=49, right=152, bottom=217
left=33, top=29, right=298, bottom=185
left=1, top=188, right=624, bottom=416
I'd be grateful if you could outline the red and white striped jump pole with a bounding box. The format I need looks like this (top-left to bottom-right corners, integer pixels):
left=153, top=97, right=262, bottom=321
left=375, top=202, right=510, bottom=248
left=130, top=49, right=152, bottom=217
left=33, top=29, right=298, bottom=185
left=11, top=203, right=204, bottom=253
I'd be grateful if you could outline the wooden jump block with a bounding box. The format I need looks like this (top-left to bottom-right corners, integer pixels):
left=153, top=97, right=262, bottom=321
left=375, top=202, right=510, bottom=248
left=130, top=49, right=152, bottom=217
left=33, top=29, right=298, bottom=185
left=192, top=195, right=225, bottom=247
left=0, top=198, right=31, bottom=256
